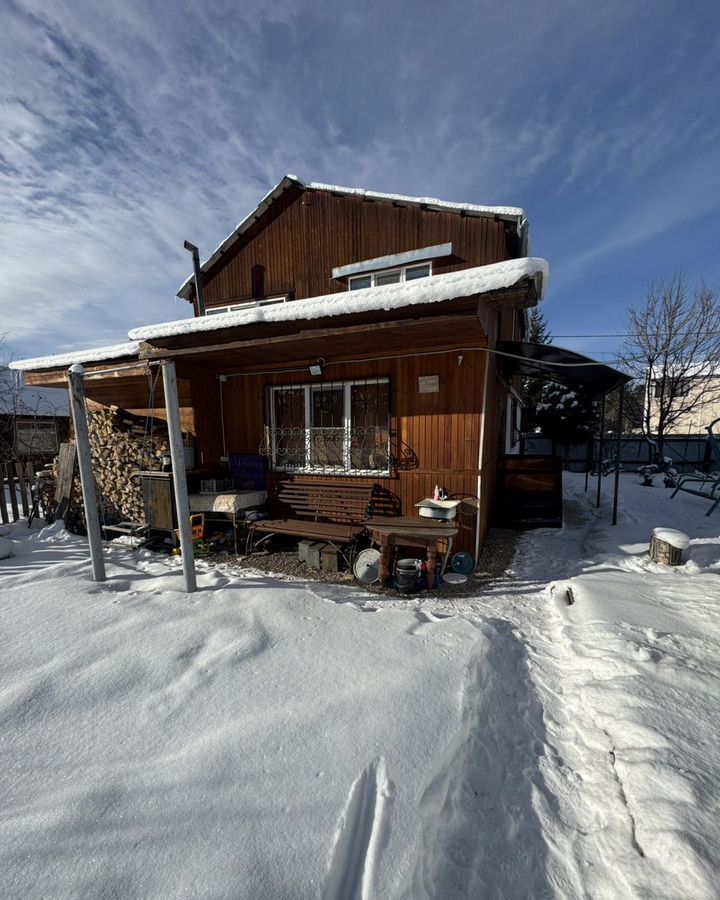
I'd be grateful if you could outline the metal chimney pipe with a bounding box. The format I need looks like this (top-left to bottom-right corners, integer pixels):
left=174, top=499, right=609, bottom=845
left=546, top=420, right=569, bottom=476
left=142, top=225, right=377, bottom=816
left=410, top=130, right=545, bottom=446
left=183, top=240, right=206, bottom=317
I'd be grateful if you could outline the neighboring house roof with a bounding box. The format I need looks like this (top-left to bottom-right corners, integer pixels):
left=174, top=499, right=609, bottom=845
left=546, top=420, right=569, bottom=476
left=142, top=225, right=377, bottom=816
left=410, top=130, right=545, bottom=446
left=136, top=257, right=547, bottom=343
left=0, top=368, right=69, bottom=416
left=9, top=342, right=140, bottom=374
left=176, top=174, right=529, bottom=301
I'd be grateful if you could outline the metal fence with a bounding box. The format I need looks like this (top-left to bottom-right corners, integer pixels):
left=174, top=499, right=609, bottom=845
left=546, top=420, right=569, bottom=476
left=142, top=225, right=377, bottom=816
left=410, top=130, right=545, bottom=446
left=519, top=434, right=711, bottom=473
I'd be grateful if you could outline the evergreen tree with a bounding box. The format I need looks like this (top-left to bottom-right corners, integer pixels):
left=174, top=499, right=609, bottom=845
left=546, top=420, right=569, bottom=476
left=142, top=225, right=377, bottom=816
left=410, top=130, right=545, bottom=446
left=521, top=307, right=552, bottom=426
left=533, top=382, right=594, bottom=443
left=527, top=307, right=551, bottom=344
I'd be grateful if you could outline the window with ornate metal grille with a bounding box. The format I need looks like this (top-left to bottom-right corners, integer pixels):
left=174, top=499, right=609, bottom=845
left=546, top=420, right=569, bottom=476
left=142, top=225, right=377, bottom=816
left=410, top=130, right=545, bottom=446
left=264, top=379, right=390, bottom=474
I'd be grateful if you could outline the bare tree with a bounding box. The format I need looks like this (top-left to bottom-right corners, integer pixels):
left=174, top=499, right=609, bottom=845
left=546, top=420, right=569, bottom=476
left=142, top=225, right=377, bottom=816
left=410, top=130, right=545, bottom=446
left=622, top=274, right=720, bottom=455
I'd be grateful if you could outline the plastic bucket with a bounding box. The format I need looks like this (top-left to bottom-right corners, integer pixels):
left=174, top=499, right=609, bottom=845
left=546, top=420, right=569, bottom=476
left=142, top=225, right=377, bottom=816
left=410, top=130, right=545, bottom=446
left=395, top=558, right=419, bottom=593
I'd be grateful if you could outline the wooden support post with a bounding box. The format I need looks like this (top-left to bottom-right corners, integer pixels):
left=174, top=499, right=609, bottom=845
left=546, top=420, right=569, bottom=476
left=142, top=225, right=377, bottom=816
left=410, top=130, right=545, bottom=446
left=161, top=360, right=197, bottom=593
left=68, top=365, right=106, bottom=582
left=6, top=464, right=19, bottom=522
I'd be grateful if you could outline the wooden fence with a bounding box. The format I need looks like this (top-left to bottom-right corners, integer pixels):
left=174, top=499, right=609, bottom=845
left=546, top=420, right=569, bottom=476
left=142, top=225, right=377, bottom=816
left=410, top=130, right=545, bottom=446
left=1, top=460, right=36, bottom=524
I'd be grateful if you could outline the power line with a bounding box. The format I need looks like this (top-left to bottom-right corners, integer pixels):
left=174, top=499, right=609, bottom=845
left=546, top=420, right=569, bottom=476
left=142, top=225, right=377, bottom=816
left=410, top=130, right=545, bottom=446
left=554, top=331, right=720, bottom=338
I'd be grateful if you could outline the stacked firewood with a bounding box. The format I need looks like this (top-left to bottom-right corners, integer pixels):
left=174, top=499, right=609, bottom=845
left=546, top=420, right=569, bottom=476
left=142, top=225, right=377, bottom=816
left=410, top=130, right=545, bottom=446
left=60, top=406, right=171, bottom=534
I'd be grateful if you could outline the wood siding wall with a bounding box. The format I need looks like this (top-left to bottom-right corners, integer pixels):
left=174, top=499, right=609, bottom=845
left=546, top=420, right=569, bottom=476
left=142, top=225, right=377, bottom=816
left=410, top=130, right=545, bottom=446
left=190, top=349, right=500, bottom=554
left=200, top=190, right=517, bottom=308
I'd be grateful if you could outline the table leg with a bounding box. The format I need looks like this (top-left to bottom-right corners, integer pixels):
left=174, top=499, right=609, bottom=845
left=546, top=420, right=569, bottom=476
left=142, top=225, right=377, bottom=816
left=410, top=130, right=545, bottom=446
left=441, top=536, right=454, bottom=576
left=427, top=543, right=437, bottom=587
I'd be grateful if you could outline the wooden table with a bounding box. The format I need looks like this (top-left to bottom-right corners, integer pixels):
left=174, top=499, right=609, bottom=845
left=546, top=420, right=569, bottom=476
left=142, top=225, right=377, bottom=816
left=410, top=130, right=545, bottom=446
left=366, top=516, right=458, bottom=585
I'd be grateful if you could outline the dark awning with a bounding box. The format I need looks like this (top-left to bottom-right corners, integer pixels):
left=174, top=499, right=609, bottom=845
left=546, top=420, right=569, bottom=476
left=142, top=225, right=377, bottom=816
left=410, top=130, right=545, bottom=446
left=496, top=341, right=632, bottom=399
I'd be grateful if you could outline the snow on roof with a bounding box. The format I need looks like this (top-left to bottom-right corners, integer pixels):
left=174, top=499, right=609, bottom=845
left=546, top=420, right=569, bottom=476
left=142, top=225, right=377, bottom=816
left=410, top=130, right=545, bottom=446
left=306, top=181, right=525, bottom=220
left=176, top=174, right=528, bottom=299
left=135, top=258, right=547, bottom=342
left=9, top=342, right=140, bottom=373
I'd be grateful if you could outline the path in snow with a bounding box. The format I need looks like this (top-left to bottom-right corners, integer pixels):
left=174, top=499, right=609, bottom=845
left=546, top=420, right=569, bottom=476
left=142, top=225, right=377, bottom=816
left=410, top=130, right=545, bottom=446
left=398, top=622, right=557, bottom=900
left=352, top=474, right=720, bottom=899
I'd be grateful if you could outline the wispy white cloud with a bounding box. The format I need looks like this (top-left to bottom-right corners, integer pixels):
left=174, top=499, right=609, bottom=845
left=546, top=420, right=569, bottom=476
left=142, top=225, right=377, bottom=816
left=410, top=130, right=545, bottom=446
left=1, top=0, right=719, bottom=359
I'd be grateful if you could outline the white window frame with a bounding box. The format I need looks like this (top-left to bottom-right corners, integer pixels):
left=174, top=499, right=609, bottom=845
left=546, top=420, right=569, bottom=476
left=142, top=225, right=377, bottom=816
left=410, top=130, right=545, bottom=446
left=505, top=395, right=522, bottom=454
left=205, top=296, right=289, bottom=316
left=268, top=378, right=390, bottom=475
left=348, top=262, right=432, bottom=291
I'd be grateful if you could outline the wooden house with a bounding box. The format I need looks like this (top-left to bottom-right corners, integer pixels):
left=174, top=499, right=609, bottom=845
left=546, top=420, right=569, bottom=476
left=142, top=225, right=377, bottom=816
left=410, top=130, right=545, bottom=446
left=0, top=369, right=70, bottom=465
left=13, top=176, right=549, bottom=559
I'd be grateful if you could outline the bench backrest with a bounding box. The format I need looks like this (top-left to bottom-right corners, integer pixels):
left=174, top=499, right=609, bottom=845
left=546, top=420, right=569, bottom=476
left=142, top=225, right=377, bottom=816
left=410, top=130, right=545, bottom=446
left=273, top=480, right=374, bottom=525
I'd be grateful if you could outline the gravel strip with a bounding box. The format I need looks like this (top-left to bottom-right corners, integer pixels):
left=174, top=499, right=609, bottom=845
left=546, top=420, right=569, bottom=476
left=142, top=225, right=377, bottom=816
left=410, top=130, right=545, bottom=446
left=205, top=528, right=521, bottom=598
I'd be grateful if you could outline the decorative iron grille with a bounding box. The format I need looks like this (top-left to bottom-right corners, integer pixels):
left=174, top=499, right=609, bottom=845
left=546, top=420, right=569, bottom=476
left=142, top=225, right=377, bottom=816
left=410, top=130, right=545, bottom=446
left=261, top=378, right=390, bottom=474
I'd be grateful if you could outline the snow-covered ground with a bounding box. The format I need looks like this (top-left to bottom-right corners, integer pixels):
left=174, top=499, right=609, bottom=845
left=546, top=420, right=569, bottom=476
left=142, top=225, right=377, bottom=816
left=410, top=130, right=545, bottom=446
left=1, top=474, right=719, bottom=898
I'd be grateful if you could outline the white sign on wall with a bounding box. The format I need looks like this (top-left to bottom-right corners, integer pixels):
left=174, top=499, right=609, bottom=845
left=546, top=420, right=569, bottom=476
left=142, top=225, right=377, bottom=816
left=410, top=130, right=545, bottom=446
left=418, top=375, right=439, bottom=394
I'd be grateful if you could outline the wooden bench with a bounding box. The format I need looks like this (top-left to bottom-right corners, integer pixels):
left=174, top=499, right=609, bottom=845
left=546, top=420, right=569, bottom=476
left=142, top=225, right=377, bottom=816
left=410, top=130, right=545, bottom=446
left=246, top=479, right=376, bottom=559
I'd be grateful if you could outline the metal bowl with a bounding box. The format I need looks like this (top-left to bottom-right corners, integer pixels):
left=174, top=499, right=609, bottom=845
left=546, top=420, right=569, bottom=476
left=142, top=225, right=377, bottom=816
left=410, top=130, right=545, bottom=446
left=353, top=548, right=381, bottom=584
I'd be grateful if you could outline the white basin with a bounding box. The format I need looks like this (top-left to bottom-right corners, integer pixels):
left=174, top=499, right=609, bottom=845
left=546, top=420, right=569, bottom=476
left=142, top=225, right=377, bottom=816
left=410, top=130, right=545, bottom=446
left=415, top=499, right=461, bottom=520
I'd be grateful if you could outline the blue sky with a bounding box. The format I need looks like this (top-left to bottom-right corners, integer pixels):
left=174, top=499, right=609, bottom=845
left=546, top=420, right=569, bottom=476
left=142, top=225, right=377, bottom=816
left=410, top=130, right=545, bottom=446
left=2, top=0, right=719, bottom=364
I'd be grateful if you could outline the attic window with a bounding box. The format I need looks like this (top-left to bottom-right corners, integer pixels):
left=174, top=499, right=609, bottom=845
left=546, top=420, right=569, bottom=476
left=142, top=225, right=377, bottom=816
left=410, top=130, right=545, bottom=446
left=349, top=263, right=431, bottom=291
left=332, top=242, right=451, bottom=282
left=204, top=296, right=288, bottom=316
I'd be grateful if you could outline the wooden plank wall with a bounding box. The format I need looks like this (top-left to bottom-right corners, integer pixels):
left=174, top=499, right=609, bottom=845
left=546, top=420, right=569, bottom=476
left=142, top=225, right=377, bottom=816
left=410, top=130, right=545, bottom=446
left=208, top=350, right=492, bottom=554
left=474, top=303, right=519, bottom=548
left=201, top=191, right=517, bottom=308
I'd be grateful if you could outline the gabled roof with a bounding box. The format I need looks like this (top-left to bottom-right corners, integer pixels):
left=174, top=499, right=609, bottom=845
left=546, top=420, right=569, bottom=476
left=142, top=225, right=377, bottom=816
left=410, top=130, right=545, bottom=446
left=141, top=258, right=547, bottom=343
left=176, top=175, right=528, bottom=301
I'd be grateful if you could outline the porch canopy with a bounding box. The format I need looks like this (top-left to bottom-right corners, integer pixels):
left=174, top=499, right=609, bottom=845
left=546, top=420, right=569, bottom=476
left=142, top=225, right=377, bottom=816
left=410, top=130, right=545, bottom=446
left=496, top=341, right=632, bottom=399
left=497, top=340, right=633, bottom=526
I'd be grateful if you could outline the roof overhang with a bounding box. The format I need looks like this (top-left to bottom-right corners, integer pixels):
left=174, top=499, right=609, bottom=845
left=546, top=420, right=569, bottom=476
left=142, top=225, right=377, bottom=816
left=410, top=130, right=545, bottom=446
left=13, top=260, right=546, bottom=392
left=149, top=258, right=547, bottom=344
left=496, top=341, right=632, bottom=399
left=136, top=266, right=543, bottom=374
left=9, top=342, right=140, bottom=374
